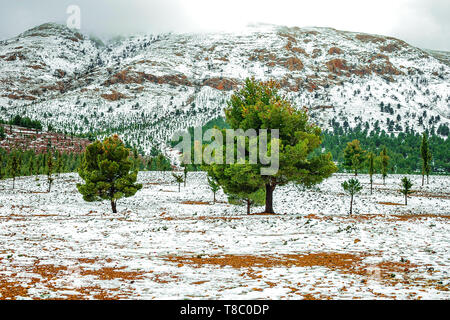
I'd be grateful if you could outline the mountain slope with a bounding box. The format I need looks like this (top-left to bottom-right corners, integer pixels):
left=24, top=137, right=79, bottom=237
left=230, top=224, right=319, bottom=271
left=0, top=23, right=449, bottom=154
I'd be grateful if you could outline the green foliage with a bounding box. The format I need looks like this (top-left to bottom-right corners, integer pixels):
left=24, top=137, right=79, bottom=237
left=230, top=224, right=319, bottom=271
left=341, top=178, right=362, bottom=215
left=1, top=115, right=43, bottom=131
left=400, top=176, right=413, bottom=205
left=0, top=126, right=5, bottom=140
left=379, top=147, right=390, bottom=184
left=342, top=178, right=363, bottom=196
left=7, top=149, right=22, bottom=189
left=207, top=176, right=220, bottom=203
left=367, top=151, right=376, bottom=194
left=77, top=135, right=143, bottom=213
left=46, top=151, right=54, bottom=192
left=172, top=173, right=184, bottom=192
left=343, top=140, right=366, bottom=175
left=319, top=126, right=448, bottom=174
left=205, top=78, right=337, bottom=213
left=420, top=133, right=432, bottom=185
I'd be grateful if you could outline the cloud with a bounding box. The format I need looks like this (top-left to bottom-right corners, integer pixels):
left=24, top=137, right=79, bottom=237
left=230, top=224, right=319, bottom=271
left=0, top=0, right=448, bottom=50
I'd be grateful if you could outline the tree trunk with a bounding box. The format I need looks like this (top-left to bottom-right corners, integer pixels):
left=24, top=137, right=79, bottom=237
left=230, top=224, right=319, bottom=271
left=246, top=199, right=251, bottom=215
left=178, top=183, right=180, bottom=192
left=370, top=176, right=373, bottom=195
left=111, top=200, right=117, bottom=214
left=265, top=183, right=275, bottom=214
left=405, top=194, right=407, bottom=206
left=48, top=181, right=51, bottom=193
left=427, top=175, right=429, bottom=185
left=349, top=195, right=353, bottom=215
left=355, top=169, right=358, bottom=176
left=422, top=174, right=424, bottom=187
left=213, top=192, right=216, bottom=203
left=12, top=177, right=15, bottom=190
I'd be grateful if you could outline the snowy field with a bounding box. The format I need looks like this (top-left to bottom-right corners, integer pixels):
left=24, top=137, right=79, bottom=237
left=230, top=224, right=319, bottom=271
left=0, top=172, right=449, bottom=300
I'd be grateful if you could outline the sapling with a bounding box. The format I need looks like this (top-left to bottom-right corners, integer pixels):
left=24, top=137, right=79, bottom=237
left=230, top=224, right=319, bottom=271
left=341, top=178, right=362, bottom=215
left=400, top=177, right=413, bottom=205
left=207, top=176, right=220, bottom=203
left=172, top=173, right=184, bottom=192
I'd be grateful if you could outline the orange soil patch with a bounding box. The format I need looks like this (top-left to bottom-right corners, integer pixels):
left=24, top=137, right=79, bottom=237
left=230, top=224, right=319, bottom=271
left=164, top=252, right=365, bottom=271
left=378, top=202, right=405, bottom=206
left=181, top=201, right=210, bottom=205
left=163, top=216, right=242, bottom=221
left=250, top=212, right=279, bottom=216
left=410, top=192, right=450, bottom=200
left=0, top=276, right=29, bottom=300
left=390, top=214, right=450, bottom=221
left=80, top=266, right=145, bottom=281
left=191, top=280, right=209, bottom=285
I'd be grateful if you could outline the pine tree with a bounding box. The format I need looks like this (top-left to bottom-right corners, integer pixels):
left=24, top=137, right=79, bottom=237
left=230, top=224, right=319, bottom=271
left=367, top=152, right=375, bottom=195
left=343, top=140, right=366, bottom=176
left=228, top=189, right=265, bottom=215
left=183, top=165, right=188, bottom=187
left=400, top=177, right=413, bottom=205
left=8, top=149, right=22, bottom=190
left=77, top=135, right=143, bottom=213
left=0, top=151, right=4, bottom=180
left=420, top=133, right=432, bottom=185
left=207, top=176, right=220, bottom=203
left=46, top=151, right=54, bottom=192
left=206, top=79, right=337, bottom=214
left=172, top=173, right=184, bottom=192
left=341, top=178, right=362, bottom=215
left=56, top=151, right=63, bottom=176
left=379, top=147, right=389, bottom=185
left=205, top=162, right=264, bottom=214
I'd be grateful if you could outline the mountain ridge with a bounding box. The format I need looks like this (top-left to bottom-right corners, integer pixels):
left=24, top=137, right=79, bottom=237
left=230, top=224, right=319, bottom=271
left=0, top=22, right=448, bottom=154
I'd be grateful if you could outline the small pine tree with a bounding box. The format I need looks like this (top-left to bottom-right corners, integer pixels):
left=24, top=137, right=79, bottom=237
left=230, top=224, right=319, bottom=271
left=228, top=189, right=265, bottom=215
left=341, top=178, right=362, bottom=215
left=46, top=151, right=54, bottom=192
left=400, top=177, right=413, bottom=205
left=77, top=135, right=143, bottom=214
left=183, top=165, right=188, bottom=187
left=343, top=140, right=366, bottom=176
left=8, top=149, right=22, bottom=190
left=379, top=147, right=389, bottom=185
left=172, top=173, right=184, bottom=192
left=56, top=151, right=63, bottom=176
left=421, top=133, right=432, bottom=185
left=367, top=152, right=375, bottom=195
left=207, top=176, right=220, bottom=203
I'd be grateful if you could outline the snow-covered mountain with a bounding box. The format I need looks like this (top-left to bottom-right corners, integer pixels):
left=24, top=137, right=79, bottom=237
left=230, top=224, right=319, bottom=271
left=0, top=23, right=449, bottom=154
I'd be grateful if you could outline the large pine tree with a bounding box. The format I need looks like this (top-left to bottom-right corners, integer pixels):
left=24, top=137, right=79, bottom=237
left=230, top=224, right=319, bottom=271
left=206, top=78, right=337, bottom=214
left=77, top=135, right=143, bottom=213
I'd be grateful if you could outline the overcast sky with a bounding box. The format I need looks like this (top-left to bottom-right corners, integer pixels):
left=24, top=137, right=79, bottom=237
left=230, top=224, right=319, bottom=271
left=1, top=0, right=449, bottom=51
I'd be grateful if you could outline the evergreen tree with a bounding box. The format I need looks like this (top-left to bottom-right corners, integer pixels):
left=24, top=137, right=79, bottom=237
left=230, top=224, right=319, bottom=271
left=0, top=151, right=4, bottom=180
left=379, top=147, right=389, bottom=185
left=367, top=152, right=376, bottom=195
left=206, top=79, right=336, bottom=214
left=228, top=189, right=265, bottom=215
left=77, top=135, right=143, bottom=213
left=420, top=133, right=432, bottom=185
left=205, top=162, right=264, bottom=214
left=341, top=178, right=362, bottom=215
left=400, top=177, right=413, bottom=205
left=172, top=173, right=184, bottom=192
left=8, top=149, right=22, bottom=189
left=46, top=151, right=54, bottom=192
left=207, top=176, right=220, bottom=203
left=56, top=151, right=63, bottom=176
left=343, top=140, right=366, bottom=176
left=183, top=165, right=188, bottom=187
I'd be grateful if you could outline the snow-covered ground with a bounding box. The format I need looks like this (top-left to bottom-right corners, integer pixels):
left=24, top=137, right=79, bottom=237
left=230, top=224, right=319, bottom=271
left=0, top=172, right=448, bottom=300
